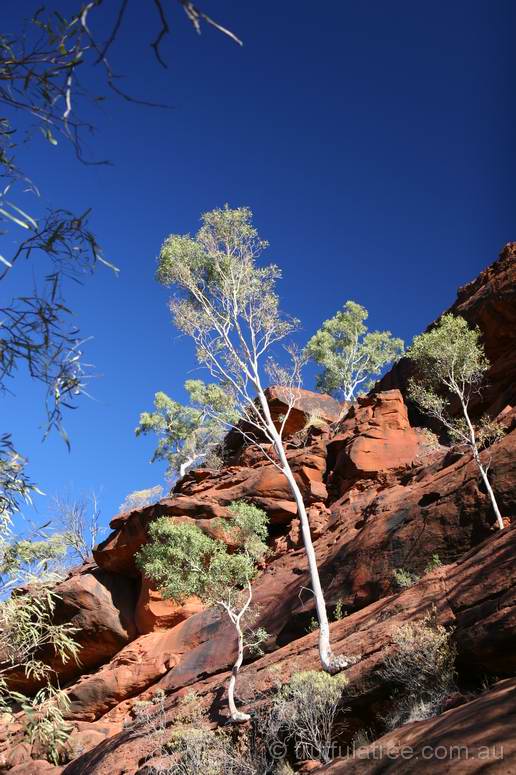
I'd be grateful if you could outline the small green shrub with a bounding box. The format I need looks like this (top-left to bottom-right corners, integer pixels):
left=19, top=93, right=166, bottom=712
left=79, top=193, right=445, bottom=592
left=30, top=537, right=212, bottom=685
left=380, top=609, right=456, bottom=729
left=164, top=727, right=241, bottom=775
left=272, top=670, right=348, bottom=764
left=424, top=554, right=442, bottom=573
left=392, top=567, right=419, bottom=589
left=333, top=599, right=347, bottom=621
left=148, top=716, right=256, bottom=775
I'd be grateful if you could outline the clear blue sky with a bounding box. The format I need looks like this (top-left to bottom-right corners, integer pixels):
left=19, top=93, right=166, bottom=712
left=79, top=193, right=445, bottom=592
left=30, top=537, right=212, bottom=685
left=3, top=0, right=515, bottom=532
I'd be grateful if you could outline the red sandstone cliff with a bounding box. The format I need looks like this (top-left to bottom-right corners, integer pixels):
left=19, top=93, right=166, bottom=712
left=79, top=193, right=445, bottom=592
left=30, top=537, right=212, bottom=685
left=1, top=245, right=515, bottom=775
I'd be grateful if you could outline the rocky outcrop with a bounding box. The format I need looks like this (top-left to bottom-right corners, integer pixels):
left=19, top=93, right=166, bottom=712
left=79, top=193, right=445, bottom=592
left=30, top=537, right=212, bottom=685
left=93, top=498, right=229, bottom=576
left=264, top=386, right=343, bottom=436
left=322, top=428, right=515, bottom=611
left=47, top=425, right=513, bottom=729
left=93, top=429, right=331, bottom=577
left=327, top=390, right=423, bottom=496
left=64, top=607, right=225, bottom=720
left=12, top=410, right=512, bottom=724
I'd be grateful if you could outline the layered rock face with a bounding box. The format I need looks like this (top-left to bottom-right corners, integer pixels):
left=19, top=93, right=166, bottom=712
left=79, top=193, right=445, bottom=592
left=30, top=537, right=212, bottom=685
left=326, top=389, right=423, bottom=494
left=62, top=520, right=516, bottom=775
left=1, top=247, right=515, bottom=774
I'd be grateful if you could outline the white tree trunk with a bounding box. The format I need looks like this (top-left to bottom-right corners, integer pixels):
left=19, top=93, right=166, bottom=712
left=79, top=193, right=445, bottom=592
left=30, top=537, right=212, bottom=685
left=477, top=459, right=504, bottom=530
left=255, top=387, right=348, bottom=673
left=226, top=582, right=252, bottom=723
left=178, top=452, right=204, bottom=480
left=460, top=399, right=504, bottom=530
left=227, top=622, right=250, bottom=722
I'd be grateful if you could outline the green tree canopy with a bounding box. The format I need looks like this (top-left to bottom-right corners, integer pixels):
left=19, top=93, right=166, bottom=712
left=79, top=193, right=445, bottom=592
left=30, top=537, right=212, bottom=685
left=407, top=314, right=488, bottom=406
left=136, top=501, right=268, bottom=605
left=137, top=501, right=268, bottom=721
left=305, top=301, right=404, bottom=401
left=407, top=314, right=504, bottom=529
left=136, top=380, right=237, bottom=480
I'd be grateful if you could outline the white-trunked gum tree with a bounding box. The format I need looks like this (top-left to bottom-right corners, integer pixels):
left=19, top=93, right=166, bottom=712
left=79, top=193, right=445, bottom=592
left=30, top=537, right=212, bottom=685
left=136, top=501, right=268, bottom=723
left=305, top=300, right=404, bottom=401
left=156, top=205, right=349, bottom=673
left=407, top=314, right=505, bottom=530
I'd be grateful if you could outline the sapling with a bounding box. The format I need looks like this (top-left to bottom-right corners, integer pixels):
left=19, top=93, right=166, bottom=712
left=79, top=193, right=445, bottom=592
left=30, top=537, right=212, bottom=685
left=136, top=500, right=269, bottom=722
left=155, top=205, right=347, bottom=673
left=407, top=314, right=504, bottom=530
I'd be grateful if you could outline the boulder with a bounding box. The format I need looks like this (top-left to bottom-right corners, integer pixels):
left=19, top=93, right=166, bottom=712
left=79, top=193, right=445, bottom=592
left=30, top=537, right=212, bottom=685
left=64, top=607, right=227, bottom=720
left=6, top=566, right=138, bottom=692
left=327, top=390, right=422, bottom=495
left=264, top=386, right=343, bottom=436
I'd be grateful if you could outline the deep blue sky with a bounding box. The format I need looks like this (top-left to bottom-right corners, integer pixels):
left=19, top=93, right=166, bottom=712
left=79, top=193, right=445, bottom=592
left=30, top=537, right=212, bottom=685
left=3, top=0, right=515, bottom=532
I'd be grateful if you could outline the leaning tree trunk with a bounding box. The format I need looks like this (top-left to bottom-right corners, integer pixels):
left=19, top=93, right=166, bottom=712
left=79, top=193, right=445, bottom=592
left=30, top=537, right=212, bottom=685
left=255, top=387, right=348, bottom=673
left=460, top=399, right=504, bottom=530
left=476, top=457, right=504, bottom=530
left=226, top=583, right=252, bottom=723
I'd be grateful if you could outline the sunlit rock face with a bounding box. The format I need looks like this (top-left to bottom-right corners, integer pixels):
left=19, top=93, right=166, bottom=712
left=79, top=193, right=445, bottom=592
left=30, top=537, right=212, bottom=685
left=2, top=248, right=515, bottom=773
